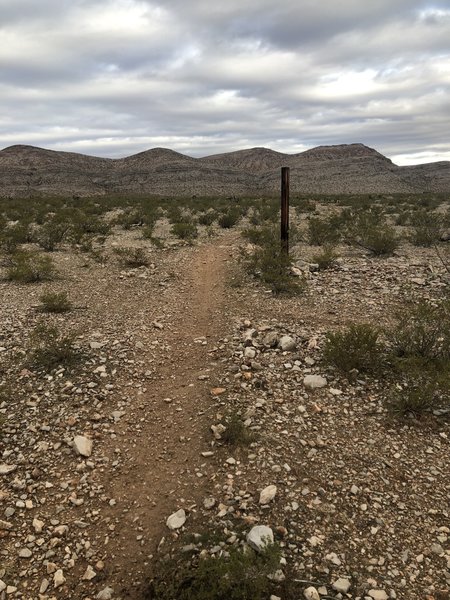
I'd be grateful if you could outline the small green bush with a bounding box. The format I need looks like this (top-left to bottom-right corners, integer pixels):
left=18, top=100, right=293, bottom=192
left=359, top=225, right=399, bottom=256
left=171, top=221, right=198, bottom=241
left=409, top=210, right=443, bottom=246
left=218, top=209, right=240, bottom=229
left=307, top=216, right=341, bottom=246
left=221, top=412, right=256, bottom=446
left=323, top=323, right=382, bottom=374
left=198, top=211, right=217, bottom=226
left=312, top=245, right=339, bottom=270
left=37, top=221, right=68, bottom=251
left=0, top=223, right=33, bottom=253
left=113, top=246, right=149, bottom=267
left=27, top=324, right=82, bottom=371
left=389, top=299, right=450, bottom=363
left=387, top=378, right=439, bottom=417
left=6, top=251, right=56, bottom=283
left=38, top=291, right=72, bottom=313
left=244, top=228, right=304, bottom=295
left=147, top=541, right=281, bottom=600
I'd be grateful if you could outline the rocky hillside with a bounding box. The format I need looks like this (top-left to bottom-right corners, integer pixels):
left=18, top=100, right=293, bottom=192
left=0, top=142, right=449, bottom=197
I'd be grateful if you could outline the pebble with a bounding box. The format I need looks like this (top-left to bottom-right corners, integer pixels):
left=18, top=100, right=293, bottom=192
left=73, top=435, right=93, bottom=457
left=332, top=577, right=351, bottom=593
left=368, top=590, right=389, bottom=600
left=96, top=586, right=114, bottom=599
left=53, top=569, right=66, bottom=588
left=246, top=525, right=274, bottom=552
left=279, top=335, right=296, bottom=351
left=304, top=587, right=320, bottom=600
left=166, top=509, right=186, bottom=530
left=303, top=374, right=327, bottom=389
left=259, top=484, right=277, bottom=505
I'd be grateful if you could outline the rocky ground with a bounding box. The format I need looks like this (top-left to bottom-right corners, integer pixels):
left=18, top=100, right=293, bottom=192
left=0, top=222, right=449, bottom=600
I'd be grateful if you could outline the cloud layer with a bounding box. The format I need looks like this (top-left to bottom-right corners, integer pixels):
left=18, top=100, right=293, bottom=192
left=1, top=0, right=449, bottom=164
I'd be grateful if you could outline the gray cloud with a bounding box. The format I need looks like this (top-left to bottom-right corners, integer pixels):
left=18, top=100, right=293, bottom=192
left=0, top=0, right=449, bottom=165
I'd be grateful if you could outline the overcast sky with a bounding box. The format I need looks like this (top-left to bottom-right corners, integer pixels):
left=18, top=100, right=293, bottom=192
left=1, top=0, right=449, bottom=165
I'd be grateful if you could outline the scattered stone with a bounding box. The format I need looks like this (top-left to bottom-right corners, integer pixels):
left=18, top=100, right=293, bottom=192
left=246, top=525, right=274, bottom=552
left=53, top=569, right=66, bottom=588
left=83, top=565, right=97, bottom=581
left=203, top=497, right=216, bottom=510
left=368, top=590, right=389, bottom=600
left=18, top=548, right=32, bottom=558
left=73, top=435, right=93, bottom=457
left=279, top=335, right=296, bottom=351
left=96, top=586, right=114, bottom=600
left=166, top=509, right=186, bottom=530
left=259, top=484, right=277, bottom=505
left=0, top=464, right=17, bottom=475
left=303, top=374, right=327, bottom=389
left=304, top=587, right=321, bottom=600
left=332, top=577, right=351, bottom=593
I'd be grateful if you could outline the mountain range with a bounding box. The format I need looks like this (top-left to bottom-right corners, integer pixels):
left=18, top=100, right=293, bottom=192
left=0, top=142, right=449, bottom=197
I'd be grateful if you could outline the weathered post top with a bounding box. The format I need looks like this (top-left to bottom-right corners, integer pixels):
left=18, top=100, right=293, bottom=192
left=281, top=167, right=290, bottom=254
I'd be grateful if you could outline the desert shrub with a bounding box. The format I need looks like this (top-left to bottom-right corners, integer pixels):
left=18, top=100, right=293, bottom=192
left=360, top=225, right=399, bottom=256
left=37, top=221, right=69, bottom=251
left=409, top=210, right=443, bottom=247
left=113, top=246, right=149, bottom=267
left=27, top=324, right=82, bottom=371
left=38, top=291, right=72, bottom=313
left=307, top=216, right=341, bottom=246
left=323, top=323, right=382, bottom=374
left=243, top=227, right=304, bottom=295
left=389, top=299, right=450, bottom=364
left=147, top=540, right=281, bottom=600
left=6, top=251, right=56, bottom=283
left=218, top=209, right=240, bottom=229
left=221, top=412, right=255, bottom=446
left=171, top=221, right=198, bottom=241
left=0, top=223, right=33, bottom=253
left=387, top=376, right=441, bottom=416
left=198, top=211, right=217, bottom=226
left=312, top=245, right=339, bottom=270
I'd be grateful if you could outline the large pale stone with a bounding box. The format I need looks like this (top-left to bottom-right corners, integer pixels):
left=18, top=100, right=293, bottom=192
left=304, top=587, right=320, bottom=600
left=259, top=485, right=277, bottom=505
left=332, top=577, right=351, bottom=593
left=247, top=525, right=274, bottom=552
left=73, top=435, right=93, bottom=457
left=279, top=335, right=296, bottom=351
left=166, top=509, right=186, bottom=530
left=303, top=374, right=327, bottom=390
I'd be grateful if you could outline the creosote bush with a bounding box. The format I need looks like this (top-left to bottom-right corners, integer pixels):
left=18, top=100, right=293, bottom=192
left=27, top=324, right=82, bottom=371
left=390, top=299, right=450, bottom=364
left=323, top=323, right=382, bottom=375
left=113, top=246, right=149, bottom=267
left=243, top=227, right=304, bottom=295
left=312, top=245, right=339, bottom=270
left=147, top=540, right=281, bottom=600
left=221, top=412, right=256, bottom=446
left=38, top=291, right=73, bottom=313
left=171, top=221, right=198, bottom=241
left=6, top=251, right=56, bottom=283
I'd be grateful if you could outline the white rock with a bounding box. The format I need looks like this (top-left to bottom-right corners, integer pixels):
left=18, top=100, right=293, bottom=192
left=303, top=374, right=327, bottom=389
left=0, top=581, right=6, bottom=593
left=96, top=587, right=114, bottom=600
left=332, top=577, right=351, bottom=593
left=279, top=335, right=296, bottom=351
left=83, top=565, right=97, bottom=580
left=368, top=590, right=389, bottom=600
left=53, top=569, right=66, bottom=588
left=166, top=509, right=186, bottom=530
left=39, top=579, right=50, bottom=594
left=18, top=548, right=32, bottom=558
left=304, top=587, right=320, bottom=600
left=247, top=525, right=274, bottom=552
left=259, top=485, right=277, bottom=505
left=73, top=435, right=93, bottom=457
left=0, top=464, right=17, bottom=475
left=244, top=346, right=257, bottom=359
left=203, top=497, right=216, bottom=510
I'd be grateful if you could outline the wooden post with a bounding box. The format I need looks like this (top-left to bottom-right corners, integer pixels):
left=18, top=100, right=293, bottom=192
left=281, top=167, right=290, bottom=254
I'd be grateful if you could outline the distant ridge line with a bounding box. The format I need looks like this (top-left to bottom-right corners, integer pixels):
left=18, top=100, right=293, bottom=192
left=0, top=142, right=449, bottom=197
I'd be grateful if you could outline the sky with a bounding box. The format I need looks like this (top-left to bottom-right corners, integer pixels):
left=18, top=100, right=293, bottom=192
left=0, top=0, right=449, bottom=165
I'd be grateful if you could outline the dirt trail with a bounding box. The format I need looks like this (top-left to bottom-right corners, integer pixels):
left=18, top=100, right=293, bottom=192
left=96, top=234, right=236, bottom=598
